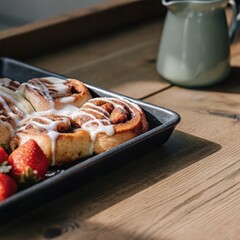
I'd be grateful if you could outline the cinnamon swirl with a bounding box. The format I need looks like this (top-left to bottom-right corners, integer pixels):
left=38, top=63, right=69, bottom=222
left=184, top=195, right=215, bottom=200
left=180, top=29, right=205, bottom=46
left=11, top=96, right=149, bottom=165
left=0, top=86, right=34, bottom=146
left=0, top=78, right=20, bottom=91
left=71, top=97, right=149, bottom=154
left=20, top=77, right=92, bottom=111
left=10, top=114, right=92, bottom=166
left=1, top=74, right=149, bottom=166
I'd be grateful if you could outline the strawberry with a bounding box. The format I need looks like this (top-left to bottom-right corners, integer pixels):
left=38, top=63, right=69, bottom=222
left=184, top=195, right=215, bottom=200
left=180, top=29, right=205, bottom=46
left=0, top=173, right=17, bottom=201
left=0, top=146, right=8, bottom=164
left=8, top=139, right=49, bottom=183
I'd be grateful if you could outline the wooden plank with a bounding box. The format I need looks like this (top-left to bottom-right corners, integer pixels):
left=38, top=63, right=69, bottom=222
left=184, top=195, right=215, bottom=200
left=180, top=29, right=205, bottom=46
left=0, top=93, right=239, bottom=239
left=231, top=42, right=240, bottom=66
left=123, top=87, right=240, bottom=239
left=28, top=20, right=170, bottom=99
left=1, top=6, right=240, bottom=240
left=28, top=20, right=163, bottom=74
left=0, top=0, right=166, bottom=60
left=146, top=86, right=240, bottom=117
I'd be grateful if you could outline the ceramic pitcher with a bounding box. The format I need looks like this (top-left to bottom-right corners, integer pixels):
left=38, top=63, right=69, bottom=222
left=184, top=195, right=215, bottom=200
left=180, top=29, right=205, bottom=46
left=156, top=0, right=240, bottom=87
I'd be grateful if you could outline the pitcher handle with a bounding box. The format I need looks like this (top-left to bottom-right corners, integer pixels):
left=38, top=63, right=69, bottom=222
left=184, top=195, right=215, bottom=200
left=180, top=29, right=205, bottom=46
left=228, top=0, right=240, bottom=43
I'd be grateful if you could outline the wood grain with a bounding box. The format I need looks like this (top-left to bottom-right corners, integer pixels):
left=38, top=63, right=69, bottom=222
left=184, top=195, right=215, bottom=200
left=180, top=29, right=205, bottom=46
left=0, top=3, right=240, bottom=240
left=1, top=64, right=239, bottom=240
left=0, top=101, right=238, bottom=240
left=28, top=20, right=170, bottom=99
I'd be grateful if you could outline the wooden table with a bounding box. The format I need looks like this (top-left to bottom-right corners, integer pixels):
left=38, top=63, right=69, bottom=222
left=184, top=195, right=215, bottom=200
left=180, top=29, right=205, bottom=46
left=0, top=1, right=239, bottom=239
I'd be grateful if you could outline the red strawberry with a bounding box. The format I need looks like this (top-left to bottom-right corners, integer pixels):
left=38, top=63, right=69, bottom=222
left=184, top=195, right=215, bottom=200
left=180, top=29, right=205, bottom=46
left=0, top=146, right=8, bottom=164
left=8, top=139, right=49, bottom=183
left=0, top=173, right=17, bottom=201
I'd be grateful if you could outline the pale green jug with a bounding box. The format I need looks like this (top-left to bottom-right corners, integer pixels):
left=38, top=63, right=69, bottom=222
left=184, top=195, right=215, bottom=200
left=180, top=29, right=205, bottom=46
left=157, top=0, right=240, bottom=87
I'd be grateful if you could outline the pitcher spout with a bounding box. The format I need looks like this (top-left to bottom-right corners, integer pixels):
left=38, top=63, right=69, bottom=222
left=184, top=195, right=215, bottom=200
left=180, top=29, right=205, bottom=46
left=162, top=0, right=228, bottom=13
left=162, top=0, right=183, bottom=12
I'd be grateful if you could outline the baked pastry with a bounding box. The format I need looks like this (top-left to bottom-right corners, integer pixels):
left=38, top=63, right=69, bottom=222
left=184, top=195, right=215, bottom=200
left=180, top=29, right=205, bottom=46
left=19, top=77, right=92, bottom=111
left=0, top=86, right=34, bottom=146
left=71, top=97, right=149, bottom=154
left=0, top=78, right=20, bottom=91
left=11, top=96, right=149, bottom=165
left=10, top=114, right=92, bottom=166
left=1, top=74, right=149, bottom=166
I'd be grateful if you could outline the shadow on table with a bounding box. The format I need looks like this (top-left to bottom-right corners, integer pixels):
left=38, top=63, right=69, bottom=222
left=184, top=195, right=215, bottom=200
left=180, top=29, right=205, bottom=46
left=195, top=66, right=240, bottom=94
left=0, top=130, right=222, bottom=238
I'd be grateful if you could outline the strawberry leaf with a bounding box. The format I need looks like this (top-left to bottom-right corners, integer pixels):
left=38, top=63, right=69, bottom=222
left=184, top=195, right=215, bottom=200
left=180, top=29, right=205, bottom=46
left=19, top=167, right=39, bottom=184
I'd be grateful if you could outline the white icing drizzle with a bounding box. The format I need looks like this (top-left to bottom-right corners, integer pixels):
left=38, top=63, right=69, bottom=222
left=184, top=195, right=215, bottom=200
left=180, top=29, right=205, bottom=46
left=18, top=115, right=71, bottom=166
left=43, top=77, right=66, bottom=84
left=71, top=97, right=139, bottom=142
left=89, top=98, right=125, bottom=111
left=0, top=78, right=20, bottom=91
left=0, top=90, right=28, bottom=139
left=81, top=108, right=108, bottom=118
left=15, top=82, right=27, bottom=96
left=1, top=77, right=143, bottom=166
left=29, top=79, right=55, bottom=109
left=82, top=119, right=114, bottom=141
left=47, top=131, right=59, bottom=166
left=59, top=96, right=75, bottom=104
left=0, top=93, right=22, bottom=126
left=0, top=78, right=12, bottom=88
left=26, top=77, right=70, bottom=109
left=71, top=106, right=113, bottom=140
left=90, top=97, right=142, bottom=112
left=71, top=108, right=93, bottom=120
left=32, top=104, right=79, bottom=118
left=88, top=142, right=94, bottom=155
left=83, top=102, right=110, bottom=116
left=37, top=77, right=69, bottom=95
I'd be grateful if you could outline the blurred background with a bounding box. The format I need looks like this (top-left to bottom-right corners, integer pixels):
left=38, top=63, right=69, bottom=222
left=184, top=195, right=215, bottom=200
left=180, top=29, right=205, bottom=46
left=0, top=0, right=108, bottom=30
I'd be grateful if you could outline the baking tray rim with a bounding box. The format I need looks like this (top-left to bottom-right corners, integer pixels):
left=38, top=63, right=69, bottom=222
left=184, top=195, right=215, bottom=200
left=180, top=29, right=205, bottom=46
left=0, top=57, right=181, bottom=209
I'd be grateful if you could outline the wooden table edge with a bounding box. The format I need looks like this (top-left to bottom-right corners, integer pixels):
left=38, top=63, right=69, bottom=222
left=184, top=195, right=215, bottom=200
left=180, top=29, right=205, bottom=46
left=0, top=0, right=166, bottom=60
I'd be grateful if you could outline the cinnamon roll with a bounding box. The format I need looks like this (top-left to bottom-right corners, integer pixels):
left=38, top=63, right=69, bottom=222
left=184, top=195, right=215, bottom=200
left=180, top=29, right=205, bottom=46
left=0, top=86, right=34, bottom=146
left=0, top=78, right=20, bottom=91
left=10, top=114, right=92, bottom=166
left=71, top=97, right=149, bottom=154
left=20, top=77, right=92, bottom=111
left=2, top=74, right=149, bottom=166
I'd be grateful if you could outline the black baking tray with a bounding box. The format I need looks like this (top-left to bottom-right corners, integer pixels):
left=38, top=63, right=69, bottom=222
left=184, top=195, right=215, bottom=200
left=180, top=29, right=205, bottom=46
left=0, top=57, right=180, bottom=224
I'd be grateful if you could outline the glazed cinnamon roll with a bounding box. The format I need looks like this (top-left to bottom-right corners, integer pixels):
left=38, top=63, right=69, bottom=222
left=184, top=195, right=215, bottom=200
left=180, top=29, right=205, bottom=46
left=20, top=77, right=92, bottom=111
left=10, top=114, right=92, bottom=166
left=0, top=78, right=20, bottom=91
left=0, top=86, right=34, bottom=146
left=71, top=97, right=149, bottom=154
